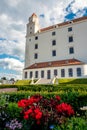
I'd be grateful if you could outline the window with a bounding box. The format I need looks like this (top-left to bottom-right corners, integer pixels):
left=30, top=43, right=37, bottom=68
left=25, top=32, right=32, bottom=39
left=52, top=31, right=56, bottom=36
left=35, top=36, right=38, bottom=40
left=35, top=71, right=38, bottom=78
left=52, top=40, right=56, bottom=46
left=47, top=70, right=51, bottom=79
left=69, top=36, right=73, bottom=42
left=30, top=71, right=33, bottom=78
left=35, top=44, right=38, bottom=49
left=34, top=53, right=38, bottom=59
left=25, top=72, right=27, bottom=79
left=52, top=50, right=56, bottom=56
left=77, top=68, right=81, bottom=77
left=61, top=69, right=65, bottom=77
left=41, top=70, right=44, bottom=78
left=68, top=68, right=73, bottom=77
left=68, top=27, right=72, bottom=32
left=54, top=69, right=57, bottom=76
left=69, top=47, right=74, bottom=54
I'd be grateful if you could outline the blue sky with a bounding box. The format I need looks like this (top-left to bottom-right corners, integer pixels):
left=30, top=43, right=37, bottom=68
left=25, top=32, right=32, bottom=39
left=0, top=0, right=87, bottom=79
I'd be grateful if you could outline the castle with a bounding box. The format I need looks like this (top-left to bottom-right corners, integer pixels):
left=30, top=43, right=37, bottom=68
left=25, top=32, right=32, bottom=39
left=23, top=13, right=87, bottom=80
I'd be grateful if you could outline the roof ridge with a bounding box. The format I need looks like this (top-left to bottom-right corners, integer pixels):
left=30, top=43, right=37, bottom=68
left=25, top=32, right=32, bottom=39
left=40, top=16, right=87, bottom=32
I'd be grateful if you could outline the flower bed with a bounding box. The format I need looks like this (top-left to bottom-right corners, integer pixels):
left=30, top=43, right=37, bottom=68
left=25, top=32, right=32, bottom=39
left=18, top=94, right=74, bottom=130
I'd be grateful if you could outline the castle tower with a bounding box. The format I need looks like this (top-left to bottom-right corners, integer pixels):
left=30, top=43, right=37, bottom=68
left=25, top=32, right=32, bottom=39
left=25, top=13, right=40, bottom=68
left=26, top=13, right=40, bottom=36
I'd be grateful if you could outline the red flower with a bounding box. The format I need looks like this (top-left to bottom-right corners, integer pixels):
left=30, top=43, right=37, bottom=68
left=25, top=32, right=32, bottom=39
left=18, top=99, right=28, bottom=108
left=55, top=95, right=61, bottom=101
left=24, top=114, right=29, bottom=119
left=24, top=108, right=33, bottom=115
left=35, top=112, right=42, bottom=120
left=56, top=103, right=74, bottom=116
left=34, top=108, right=42, bottom=119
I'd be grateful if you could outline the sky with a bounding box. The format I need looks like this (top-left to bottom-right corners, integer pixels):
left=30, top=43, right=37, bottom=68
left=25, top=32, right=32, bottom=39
left=0, top=0, right=87, bottom=80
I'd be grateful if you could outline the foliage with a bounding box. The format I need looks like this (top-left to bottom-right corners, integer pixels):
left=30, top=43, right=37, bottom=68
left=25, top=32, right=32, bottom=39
left=6, top=103, right=22, bottom=120
left=0, top=94, right=9, bottom=129
left=0, top=84, right=87, bottom=92
left=18, top=94, right=74, bottom=130
left=15, top=80, right=31, bottom=85
left=53, top=117, right=87, bottom=130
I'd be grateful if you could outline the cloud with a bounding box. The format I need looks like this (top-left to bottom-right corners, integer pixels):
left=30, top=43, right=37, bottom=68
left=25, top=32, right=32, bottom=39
left=71, top=0, right=87, bottom=13
left=0, top=58, right=24, bottom=73
left=65, top=0, right=87, bottom=18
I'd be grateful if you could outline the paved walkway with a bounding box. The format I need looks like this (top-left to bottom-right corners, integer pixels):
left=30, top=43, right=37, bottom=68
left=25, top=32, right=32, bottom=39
left=0, top=88, right=17, bottom=93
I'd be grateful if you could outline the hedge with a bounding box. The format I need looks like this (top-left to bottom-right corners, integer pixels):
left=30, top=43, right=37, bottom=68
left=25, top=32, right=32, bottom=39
left=0, top=84, right=87, bottom=92
left=57, top=78, right=87, bottom=84
left=1, top=91, right=86, bottom=113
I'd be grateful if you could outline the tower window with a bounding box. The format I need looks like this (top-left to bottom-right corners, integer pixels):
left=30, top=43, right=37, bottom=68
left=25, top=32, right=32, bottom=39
left=52, top=31, right=56, bottom=36
left=35, top=36, right=38, bottom=40
left=52, top=40, right=56, bottom=46
left=52, top=50, right=56, bottom=56
left=35, top=44, right=38, bottom=49
left=34, top=53, right=38, bottom=59
left=69, top=47, right=74, bottom=54
left=68, top=27, right=72, bottom=32
left=69, top=36, right=73, bottom=42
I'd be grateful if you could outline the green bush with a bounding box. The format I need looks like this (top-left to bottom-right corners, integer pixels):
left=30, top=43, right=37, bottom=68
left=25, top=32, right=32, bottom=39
left=53, top=117, right=87, bottom=130
left=6, top=103, right=22, bottom=120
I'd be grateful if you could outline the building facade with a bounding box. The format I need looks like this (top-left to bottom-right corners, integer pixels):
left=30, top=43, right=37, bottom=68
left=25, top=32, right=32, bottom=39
left=23, top=13, right=87, bottom=80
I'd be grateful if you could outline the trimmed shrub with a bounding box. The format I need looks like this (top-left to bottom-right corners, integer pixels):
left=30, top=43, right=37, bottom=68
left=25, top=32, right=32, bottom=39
left=58, top=78, right=87, bottom=84
left=15, top=80, right=31, bottom=85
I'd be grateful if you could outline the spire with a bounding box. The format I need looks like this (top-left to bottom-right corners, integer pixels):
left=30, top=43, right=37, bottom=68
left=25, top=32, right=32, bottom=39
left=31, top=13, right=37, bottom=17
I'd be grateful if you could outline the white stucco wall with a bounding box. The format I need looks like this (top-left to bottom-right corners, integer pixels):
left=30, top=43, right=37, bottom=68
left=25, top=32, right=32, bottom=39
left=25, top=19, right=87, bottom=68
left=23, top=64, right=87, bottom=79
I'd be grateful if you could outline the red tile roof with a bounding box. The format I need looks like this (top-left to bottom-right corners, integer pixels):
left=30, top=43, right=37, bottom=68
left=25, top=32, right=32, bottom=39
left=40, top=16, right=87, bottom=32
left=24, top=59, right=84, bottom=70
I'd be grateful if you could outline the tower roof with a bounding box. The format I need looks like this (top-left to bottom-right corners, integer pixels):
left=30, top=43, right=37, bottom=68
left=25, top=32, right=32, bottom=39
left=31, top=13, right=37, bottom=17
